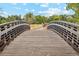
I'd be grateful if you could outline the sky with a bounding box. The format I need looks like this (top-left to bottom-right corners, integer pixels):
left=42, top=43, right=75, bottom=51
left=0, top=3, right=75, bottom=17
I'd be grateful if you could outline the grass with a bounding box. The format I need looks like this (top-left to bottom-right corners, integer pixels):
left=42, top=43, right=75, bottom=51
left=30, top=24, right=43, bottom=30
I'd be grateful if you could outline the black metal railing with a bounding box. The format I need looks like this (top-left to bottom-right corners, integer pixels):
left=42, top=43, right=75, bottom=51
left=47, top=21, right=79, bottom=52
left=51, top=21, right=79, bottom=31
left=0, top=20, right=30, bottom=51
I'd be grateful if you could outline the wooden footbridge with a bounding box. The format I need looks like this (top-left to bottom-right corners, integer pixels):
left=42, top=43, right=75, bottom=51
left=0, top=20, right=79, bottom=56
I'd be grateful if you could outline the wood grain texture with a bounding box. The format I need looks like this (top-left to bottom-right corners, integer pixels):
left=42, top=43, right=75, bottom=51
left=0, top=28, right=78, bottom=56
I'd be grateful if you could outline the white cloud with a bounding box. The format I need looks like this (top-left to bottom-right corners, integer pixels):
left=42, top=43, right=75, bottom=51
left=40, top=3, right=48, bottom=7
left=3, top=11, right=8, bottom=14
left=31, top=9, right=35, bottom=12
left=38, top=11, right=42, bottom=13
left=25, top=9, right=29, bottom=11
left=25, top=9, right=35, bottom=12
left=47, top=8, right=62, bottom=15
left=14, top=7, right=21, bottom=10
left=64, top=6, right=66, bottom=10
left=38, top=8, right=74, bottom=16
left=0, top=11, right=8, bottom=17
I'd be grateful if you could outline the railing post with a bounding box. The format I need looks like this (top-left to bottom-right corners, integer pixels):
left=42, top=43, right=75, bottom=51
left=0, top=20, right=30, bottom=51
left=47, top=21, right=79, bottom=52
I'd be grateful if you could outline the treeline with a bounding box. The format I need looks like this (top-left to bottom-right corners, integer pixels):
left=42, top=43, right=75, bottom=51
left=23, top=13, right=79, bottom=24
left=0, top=12, right=79, bottom=24
left=0, top=3, right=79, bottom=24
left=0, top=15, right=21, bottom=24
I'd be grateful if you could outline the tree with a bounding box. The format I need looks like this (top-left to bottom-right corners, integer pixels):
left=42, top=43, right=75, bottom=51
left=7, top=15, right=22, bottom=22
left=0, top=16, right=7, bottom=24
left=66, top=3, right=79, bottom=16
left=24, top=12, right=35, bottom=24
left=35, top=15, right=48, bottom=24
left=48, top=15, right=62, bottom=23
left=66, top=3, right=79, bottom=23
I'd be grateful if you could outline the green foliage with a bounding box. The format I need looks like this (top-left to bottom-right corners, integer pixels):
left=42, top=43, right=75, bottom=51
left=0, top=16, right=6, bottom=24
left=34, top=15, right=42, bottom=24
left=0, top=4, right=79, bottom=25
left=66, top=3, right=79, bottom=16
left=48, top=15, right=66, bottom=23
left=0, top=19, right=6, bottom=23
left=24, top=12, right=35, bottom=24
left=34, top=15, right=48, bottom=24
left=23, top=13, right=48, bottom=24
left=0, top=15, right=22, bottom=24
left=66, top=3, right=79, bottom=23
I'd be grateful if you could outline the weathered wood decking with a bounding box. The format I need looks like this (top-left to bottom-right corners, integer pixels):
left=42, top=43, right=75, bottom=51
left=0, top=28, right=78, bottom=56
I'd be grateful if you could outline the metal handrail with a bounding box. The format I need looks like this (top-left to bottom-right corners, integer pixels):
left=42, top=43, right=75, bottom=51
left=0, top=20, right=30, bottom=51
left=47, top=21, right=79, bottom=52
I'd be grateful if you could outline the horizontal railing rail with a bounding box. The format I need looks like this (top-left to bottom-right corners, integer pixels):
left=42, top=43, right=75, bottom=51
left=52, top=21, right=79, bottom=32
left=47, top=21, right=79, bottom=52
left=0, top=20, right=30, bottom=51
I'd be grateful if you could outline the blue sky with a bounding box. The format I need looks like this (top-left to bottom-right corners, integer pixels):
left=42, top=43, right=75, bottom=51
left=0, top=3, right=75, bottom=17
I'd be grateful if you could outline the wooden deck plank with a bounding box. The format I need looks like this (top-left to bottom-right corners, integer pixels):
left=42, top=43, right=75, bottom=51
left=0, top=28, right=78, bottom=56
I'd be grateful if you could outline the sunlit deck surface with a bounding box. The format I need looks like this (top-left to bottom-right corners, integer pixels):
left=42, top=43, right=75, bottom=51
left=0, top=28, right=79, bottom=56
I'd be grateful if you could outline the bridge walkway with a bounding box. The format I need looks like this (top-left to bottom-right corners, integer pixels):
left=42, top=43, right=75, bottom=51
left=0, top=27, right=78, bottom=56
